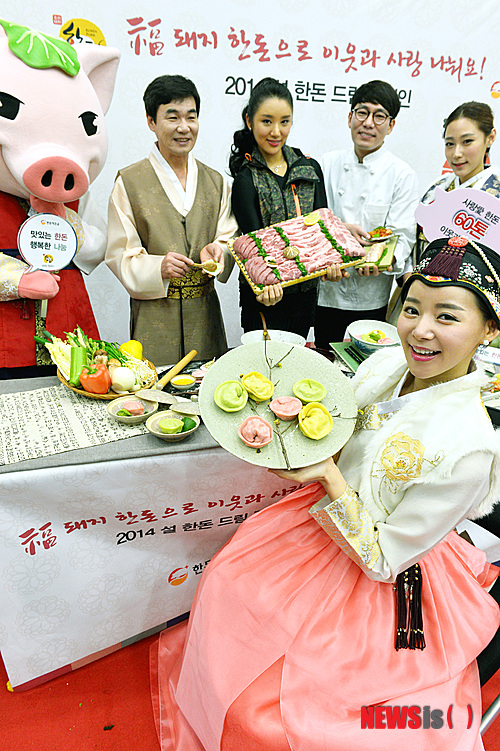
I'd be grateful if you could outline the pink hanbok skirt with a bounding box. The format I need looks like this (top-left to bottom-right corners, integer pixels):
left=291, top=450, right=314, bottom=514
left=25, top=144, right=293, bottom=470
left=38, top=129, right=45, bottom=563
left=151, top=483, right=500, bottom=751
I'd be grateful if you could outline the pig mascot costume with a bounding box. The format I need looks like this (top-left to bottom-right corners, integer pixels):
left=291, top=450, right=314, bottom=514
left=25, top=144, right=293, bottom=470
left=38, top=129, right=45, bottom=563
left=0, top=19, right=120, bottom=377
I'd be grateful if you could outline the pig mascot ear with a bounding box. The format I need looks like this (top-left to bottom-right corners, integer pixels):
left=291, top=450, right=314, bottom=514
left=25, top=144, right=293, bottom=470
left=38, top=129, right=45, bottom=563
left=76, top=44, right=121, bottom=115
left=0, top=19, right=120, bottom=114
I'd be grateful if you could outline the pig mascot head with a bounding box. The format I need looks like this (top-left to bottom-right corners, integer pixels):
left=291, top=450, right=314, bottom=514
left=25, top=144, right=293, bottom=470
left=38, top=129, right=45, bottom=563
left=0, top=19, right=120, bottom=216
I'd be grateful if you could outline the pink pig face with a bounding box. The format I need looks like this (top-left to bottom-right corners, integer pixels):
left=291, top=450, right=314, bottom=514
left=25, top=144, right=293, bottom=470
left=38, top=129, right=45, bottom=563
left=0, top=24, right=119, bottom=206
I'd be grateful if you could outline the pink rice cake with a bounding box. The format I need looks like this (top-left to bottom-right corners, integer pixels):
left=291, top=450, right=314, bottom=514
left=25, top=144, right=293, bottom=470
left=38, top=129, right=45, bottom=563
left=233, top=208, right=365, bottom=287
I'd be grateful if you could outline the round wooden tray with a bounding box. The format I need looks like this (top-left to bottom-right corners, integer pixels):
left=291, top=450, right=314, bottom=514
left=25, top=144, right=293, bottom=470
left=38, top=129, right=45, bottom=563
left=57, top=360, right=157, bottom=400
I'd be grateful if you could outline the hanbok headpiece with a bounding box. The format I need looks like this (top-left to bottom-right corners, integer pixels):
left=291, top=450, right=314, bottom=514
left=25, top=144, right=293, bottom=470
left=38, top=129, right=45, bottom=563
left=402, top=236, right=500, bottom=323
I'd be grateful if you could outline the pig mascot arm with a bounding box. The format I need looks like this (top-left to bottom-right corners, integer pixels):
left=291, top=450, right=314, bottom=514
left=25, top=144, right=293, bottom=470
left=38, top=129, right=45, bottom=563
left=0, top=188, right=106, bottom=303
left=0, top=255, right=59, bottom=300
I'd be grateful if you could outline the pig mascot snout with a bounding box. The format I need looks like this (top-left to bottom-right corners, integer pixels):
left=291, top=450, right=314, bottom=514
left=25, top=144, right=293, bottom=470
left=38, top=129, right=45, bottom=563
left=0, top=19, right=120, bottom=376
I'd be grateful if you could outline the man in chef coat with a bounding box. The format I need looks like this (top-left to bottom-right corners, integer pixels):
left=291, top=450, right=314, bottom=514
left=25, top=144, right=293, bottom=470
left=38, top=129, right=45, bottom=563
left=315, top=79, right=419, bottom=348
left=106, top=74, right=237, bottom=366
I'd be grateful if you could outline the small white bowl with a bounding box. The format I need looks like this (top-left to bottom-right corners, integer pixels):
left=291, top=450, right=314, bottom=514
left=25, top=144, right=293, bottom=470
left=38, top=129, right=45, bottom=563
left=240, top=329, right=306, bottom=346
left=107, top=395, right=158, bottom=425
left=170, top=375, right=197, bottom=391
left=146, top=410, right=200, bottom=442
left=347, top=320, right=400, bottom=357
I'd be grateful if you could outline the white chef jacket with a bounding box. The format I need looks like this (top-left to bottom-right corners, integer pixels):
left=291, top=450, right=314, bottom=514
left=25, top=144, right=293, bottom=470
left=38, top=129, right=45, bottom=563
left=318, top=145, right=419, bottom=311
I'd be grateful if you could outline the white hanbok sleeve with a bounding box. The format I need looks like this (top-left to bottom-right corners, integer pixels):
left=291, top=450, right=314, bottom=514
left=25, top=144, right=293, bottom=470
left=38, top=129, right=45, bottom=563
left=105, top=176, right=167, bottom=300
left=310, top=451, right=493, bottom=582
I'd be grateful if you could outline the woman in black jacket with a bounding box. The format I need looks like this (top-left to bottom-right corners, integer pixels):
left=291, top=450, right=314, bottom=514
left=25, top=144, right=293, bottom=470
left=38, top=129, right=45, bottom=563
left=229, top=78, right=330, bottom=338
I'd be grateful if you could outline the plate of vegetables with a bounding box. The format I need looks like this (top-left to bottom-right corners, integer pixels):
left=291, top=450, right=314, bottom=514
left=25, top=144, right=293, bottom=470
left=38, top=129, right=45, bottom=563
left=368, top=226, right=393, bottom=241
left=37, top=326, right=157, bottom=400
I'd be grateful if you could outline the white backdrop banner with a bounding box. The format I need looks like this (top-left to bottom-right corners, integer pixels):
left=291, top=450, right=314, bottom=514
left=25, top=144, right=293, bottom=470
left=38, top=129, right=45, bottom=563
left=1, top=1, right=499, bottom=343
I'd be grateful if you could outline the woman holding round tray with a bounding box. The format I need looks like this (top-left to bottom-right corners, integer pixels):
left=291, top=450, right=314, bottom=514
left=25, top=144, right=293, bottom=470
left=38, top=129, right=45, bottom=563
left=417, top=101, right=499, bottom=262
left=152, top=236, right=500, bottom=750
left=228, top=77, right=342, bottom=340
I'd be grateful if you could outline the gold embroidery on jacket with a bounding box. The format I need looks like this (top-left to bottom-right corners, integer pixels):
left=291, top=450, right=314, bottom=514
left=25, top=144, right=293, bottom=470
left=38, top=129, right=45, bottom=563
left=310, top=485, right=382, bottom=572
left=354, top=404, right=393, bottom=432
left=373, top=431, right=444, bottom=499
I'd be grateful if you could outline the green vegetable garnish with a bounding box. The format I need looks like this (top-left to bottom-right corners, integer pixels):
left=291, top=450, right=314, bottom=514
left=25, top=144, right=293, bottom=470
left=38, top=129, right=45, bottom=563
left=181, top=416, right=197, bottom=432
left=116, top=409, right=132, bottom=416
left=68, top=345, right=88, bottom=388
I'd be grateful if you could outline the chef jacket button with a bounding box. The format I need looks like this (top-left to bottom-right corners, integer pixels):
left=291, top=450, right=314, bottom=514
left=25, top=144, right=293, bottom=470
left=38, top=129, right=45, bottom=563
left=338, top=189, right=344, bottom=196
left=370, top=169, right=375, bottom=175
left=360, top=193, right=366, bottom=199
left=344, top=165, right=349, bottom=171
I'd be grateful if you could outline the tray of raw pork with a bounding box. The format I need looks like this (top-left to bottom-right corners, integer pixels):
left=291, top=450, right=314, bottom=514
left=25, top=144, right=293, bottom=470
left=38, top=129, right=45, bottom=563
left=229, top=208, right=368, bottom=294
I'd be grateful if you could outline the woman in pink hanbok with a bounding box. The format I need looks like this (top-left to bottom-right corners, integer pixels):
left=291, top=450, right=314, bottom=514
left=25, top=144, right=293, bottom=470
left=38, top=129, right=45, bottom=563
left=152, top=236, right=500, bottom=750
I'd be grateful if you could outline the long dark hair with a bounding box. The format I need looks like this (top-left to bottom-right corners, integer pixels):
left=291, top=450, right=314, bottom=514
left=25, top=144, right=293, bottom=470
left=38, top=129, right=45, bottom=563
left=228, top=78, right=293, bottom=177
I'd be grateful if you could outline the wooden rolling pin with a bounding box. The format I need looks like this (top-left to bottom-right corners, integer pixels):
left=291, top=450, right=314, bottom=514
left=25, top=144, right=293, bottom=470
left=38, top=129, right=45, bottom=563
left=155, top=349, right=198, bottom=390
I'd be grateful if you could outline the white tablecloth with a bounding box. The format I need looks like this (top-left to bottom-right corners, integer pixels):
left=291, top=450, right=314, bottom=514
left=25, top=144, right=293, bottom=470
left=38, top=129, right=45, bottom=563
left=0, top=378, right=300, bottom=688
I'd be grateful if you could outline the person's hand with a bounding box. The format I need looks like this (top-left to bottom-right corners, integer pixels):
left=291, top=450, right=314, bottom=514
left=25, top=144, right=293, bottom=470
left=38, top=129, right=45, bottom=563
left=321, top=263, right=349, bottom=282
left=160, top=252, right=193, bottom=279
left=200, top=242, right=224, bottom=273
left=256, top=283, right=283, bottom=306
left=269, top=456, right=343, bottom=486
left=345, top=223, right=371, bottom=246
left=18, top=270, right=60, bottom=300
left=356, top=263, right=393, bottom=277
left=269, top=457, right=333, bottom=484
left=269, top=456, right=347, bottom=498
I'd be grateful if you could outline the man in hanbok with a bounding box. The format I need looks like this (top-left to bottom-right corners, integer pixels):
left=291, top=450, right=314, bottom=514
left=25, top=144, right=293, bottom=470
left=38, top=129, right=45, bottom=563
left=106, top=75, right=237, bottom=366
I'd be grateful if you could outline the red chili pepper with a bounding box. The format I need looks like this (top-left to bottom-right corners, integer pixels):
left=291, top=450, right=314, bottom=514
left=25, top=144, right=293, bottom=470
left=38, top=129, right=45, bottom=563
left=79, top=364, right=111, bottom=394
